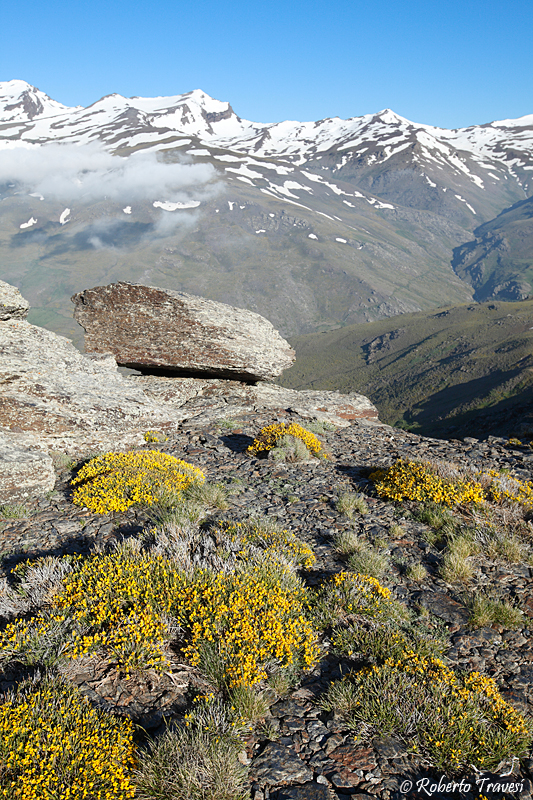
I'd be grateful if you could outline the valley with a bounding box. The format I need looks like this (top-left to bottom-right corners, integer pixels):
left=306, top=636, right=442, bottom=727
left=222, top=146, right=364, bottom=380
left=279, top=298, right=533, bottom=438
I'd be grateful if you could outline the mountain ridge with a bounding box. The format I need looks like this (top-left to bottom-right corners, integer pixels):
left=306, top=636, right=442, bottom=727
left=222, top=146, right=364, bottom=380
left=1, top=80, right=532, bottom=343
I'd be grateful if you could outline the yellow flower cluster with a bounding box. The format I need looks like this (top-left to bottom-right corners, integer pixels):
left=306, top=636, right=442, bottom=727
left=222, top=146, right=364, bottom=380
left=330, top=571, right=393, bottom=617
left=143, top=430, right=169, bottom=443
left=0, top=678, right=136, bottom=800
left=71, top=450, right=205, bottom=514
left=0, top=552, right=318, bottom=686
left=212, top=520, right=316, bottom=568
left=371, top=460, right=485, bottom=507
left=485, top=469, right=533, bottom=510
left=375, top=649, right=530, bottom=768
left=174, top=567, right=319, bottom=687
left=0, top=552, right=182, bottom=674
left=247, top=422, right=325, bottom=458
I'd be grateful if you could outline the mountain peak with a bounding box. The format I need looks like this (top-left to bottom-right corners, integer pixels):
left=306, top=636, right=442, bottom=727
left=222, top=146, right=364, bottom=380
left=0, top=79, right=74, bottom=121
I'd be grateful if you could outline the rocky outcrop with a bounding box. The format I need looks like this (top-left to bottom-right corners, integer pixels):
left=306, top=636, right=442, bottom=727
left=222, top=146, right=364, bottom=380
left=134, top=377, right=379, bottom=428
left=72, top=282, right=296, bottom=381
left=0, top=280, right=29, bottom=320
left=0, top=281, right=378, bottom=499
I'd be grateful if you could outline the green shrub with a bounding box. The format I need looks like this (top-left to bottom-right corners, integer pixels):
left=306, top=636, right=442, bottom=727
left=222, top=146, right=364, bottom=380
left=336, top=491, right=368, bottom=517
left=247, top=422, right=325, bottom=458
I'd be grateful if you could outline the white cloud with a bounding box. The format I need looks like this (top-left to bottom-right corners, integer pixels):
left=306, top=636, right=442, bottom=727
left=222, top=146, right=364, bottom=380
left=0, top=142, right=217, bottom=204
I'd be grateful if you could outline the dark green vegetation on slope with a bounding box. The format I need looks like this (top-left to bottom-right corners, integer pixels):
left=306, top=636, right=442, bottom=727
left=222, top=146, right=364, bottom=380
left=278, top=298, right=533, bottom=438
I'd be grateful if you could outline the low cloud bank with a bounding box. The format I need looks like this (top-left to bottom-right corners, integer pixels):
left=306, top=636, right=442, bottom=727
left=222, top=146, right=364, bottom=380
left=0, top=142, right=217, bottom=204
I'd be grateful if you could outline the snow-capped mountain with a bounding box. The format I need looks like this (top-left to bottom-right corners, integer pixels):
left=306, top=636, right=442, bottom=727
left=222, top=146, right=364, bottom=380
left=0, top=80, right=532, bottom=343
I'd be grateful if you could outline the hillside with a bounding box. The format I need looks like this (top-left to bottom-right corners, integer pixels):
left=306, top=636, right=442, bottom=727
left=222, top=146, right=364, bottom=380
left=278, top=298, right=533, bottom=438
left=452, top=195, right=533, bottom=302
left=2, top=81, right=533, bottom=342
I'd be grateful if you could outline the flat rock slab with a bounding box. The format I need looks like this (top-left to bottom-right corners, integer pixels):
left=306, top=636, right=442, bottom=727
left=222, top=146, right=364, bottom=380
left=277, top=784, right=331, bottom=800
left=0, top=430, right=55, bottom=504
left=134, top=376, right=378, bottom=427
left=416, top=591, right=469, bottom=626
left=250, top=742, right=313, bottom=786
left=0, top=280, right=29, bottom=320
left=72, top=282, right=295, bottom=381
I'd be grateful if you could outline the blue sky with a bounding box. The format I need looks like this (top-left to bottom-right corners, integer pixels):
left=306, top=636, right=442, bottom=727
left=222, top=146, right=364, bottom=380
left=2, top=0, right=532, bottom=129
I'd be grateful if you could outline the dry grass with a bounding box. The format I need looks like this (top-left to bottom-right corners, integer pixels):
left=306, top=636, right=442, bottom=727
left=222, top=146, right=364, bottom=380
left=134, top=727, right=249, bottom=800
left=406, top=563, right=428, bottom=583
left=336, top=491, right=369, bottom=518
left=468, top=595, right=524, bottom=629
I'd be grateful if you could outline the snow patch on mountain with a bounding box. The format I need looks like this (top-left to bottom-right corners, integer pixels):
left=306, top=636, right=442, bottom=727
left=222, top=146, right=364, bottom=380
left=20, top=217, right=37, bottom=229
left=153, top=200, right=201, bottom=210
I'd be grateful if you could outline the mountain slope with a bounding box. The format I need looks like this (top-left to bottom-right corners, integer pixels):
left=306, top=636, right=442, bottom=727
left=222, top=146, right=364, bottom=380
left=452, top=196, right=533, bottom=301
left=278, top=299, right=533, bottom=438
left=1, top=81, right=532, bottom=342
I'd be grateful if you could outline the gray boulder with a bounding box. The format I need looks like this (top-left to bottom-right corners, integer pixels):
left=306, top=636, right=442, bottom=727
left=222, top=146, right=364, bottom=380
left=72, top=282, right=296, bottom=381
left=0, top=430, right=55, bottom=504
left=0, top=280, right=29, bottom=320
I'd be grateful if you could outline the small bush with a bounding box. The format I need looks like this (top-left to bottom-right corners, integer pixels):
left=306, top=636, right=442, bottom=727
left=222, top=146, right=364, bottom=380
left=48, top=450, right=76, bottom=471
left=347, top=542, right=390, bottom=580
left=468, top=595, right=524, bottom=629
left=0, top=675, right=136, bottom=799
left=305, top=419, right=337, bottom=434
left=184, top=481, right=230, bottom=510
left=71, top=450, right=205, bottom=514
left=212, top=519, right=315, bottom=570
left=485, top=470, right=533, bottom=511
left=134, top=727, right=248, bottom=800
left=439, top=535, right=478, bottom=584
left=333, top=612, right=445, bottom=662
left=371, top=459, right=484, bottom=507
left=135, top=692, right=249, bottom=799
left=0, top=504, right=28, bottom=521
left=406, top=563, right=428, bottom=582
left=143, top=430, right=169, bottom=443
left=322, top=652, right=531, bottom=773
left=269, top=434, right=313, bottom=463
left=247, top=422, right=325, bottom=459
left=334, top=530, right=361, bottom=555
left=215, top=418, right=240, bottom=431
left=176, top=568, right=318, bottom=688
left=389, top=522, right=406, bottom=538
left=311, top=572, right=401, bottom=630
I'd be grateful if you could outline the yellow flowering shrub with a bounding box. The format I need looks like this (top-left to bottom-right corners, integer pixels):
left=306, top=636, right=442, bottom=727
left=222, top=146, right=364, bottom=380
left=485, top=469, right=533, bottom=510
left=0, top=552, right=182, bottom=674
left=347, top=650, right=531, bottom=772
left=247, top=422, right=325, bottom=458
left=71, top=450, right=205, bottom=514
left=143, top=430, right=169, bottom=443
left=371, top=460, right=533, bottom=514
left=311, top=571, right=400, bottom=630
left=329, top=571, right=393, bottom=616
left=0, top=677, right=136, bottom=800
left=174, top=567, right=319, bottom=687
left=371, top=459, right=485, bottom=507
left=212, top=520, right=316, bottom=569
left=0, top=551, right=318, bottom=686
